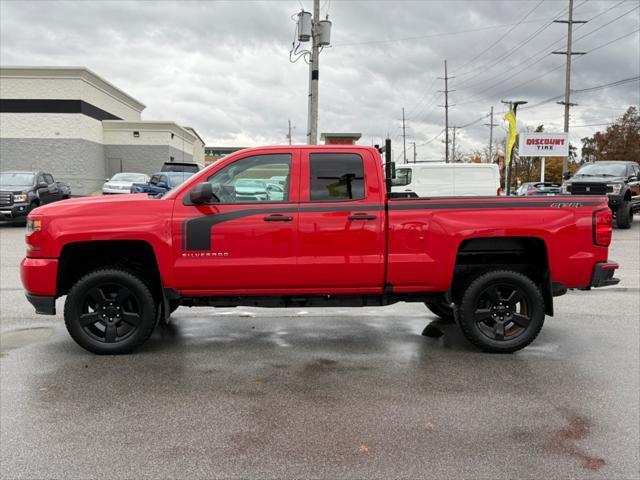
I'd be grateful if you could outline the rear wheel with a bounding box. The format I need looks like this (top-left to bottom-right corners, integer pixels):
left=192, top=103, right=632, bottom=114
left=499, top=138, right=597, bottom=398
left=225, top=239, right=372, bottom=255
left=615, top=201, right=632, bottom=229
left=425, top=301, right=456, bottom=323
left=456, top=270, right=545, bottom=353
left=64, top=269, right=157, bottom=354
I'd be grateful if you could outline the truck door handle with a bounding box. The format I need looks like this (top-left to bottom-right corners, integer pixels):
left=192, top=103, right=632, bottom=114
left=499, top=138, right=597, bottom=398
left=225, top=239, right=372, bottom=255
left=264, top=214, right=293, bottom=222
left=348, top=213, right=376, bottom=221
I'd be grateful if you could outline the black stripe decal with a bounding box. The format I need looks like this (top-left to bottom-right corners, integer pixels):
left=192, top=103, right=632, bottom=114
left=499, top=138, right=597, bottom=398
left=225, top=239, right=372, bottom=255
left=0, top=99, right=122, bottom=121
left=183, top=204, right=383, bottom=251
left=388, top=200, right=602, bottom=210
left=182, top=200, right=600, bottom=251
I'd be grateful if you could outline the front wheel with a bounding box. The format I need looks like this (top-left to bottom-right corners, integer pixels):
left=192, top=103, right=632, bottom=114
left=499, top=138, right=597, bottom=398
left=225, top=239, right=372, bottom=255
left=425, top=301, right=456, bottom=323
left=64, top=269, right=157, bottom=354
left=615, top=201, right=632, bottom=229
left=456, top=270, right=545, bottom=353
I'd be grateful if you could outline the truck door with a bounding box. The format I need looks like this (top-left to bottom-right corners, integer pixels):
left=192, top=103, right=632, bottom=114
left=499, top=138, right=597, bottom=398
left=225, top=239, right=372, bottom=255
left=36, top=174, right=54, bottom=204
left=172, top=150, right=300, bottom=292
left=44, top=174, right=64, bottom=201
left=296, top=150, right=386, bottom=292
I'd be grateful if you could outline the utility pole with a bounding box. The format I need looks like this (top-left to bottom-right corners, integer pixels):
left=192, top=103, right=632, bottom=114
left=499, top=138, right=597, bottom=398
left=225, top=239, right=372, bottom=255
left=553, top=0, right=586, bottom=177
left=292, top=3, right=331, bottom=145
left=402, top=107, right=407, bottom=163
left=438, top=60, right=454, bottom=163
left=452, top=126, right=457, bottom=162
left=287, top=119, right=293, bottom=145
left=307, top=0, right=321, bottom=144
left=412, top=142, right=417, bottom=163
left=484, top=106, right=498, bottom=163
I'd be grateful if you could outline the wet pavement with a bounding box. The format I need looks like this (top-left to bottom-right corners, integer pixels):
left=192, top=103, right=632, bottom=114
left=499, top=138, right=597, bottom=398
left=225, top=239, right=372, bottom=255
left=1, top=222, right=638, bottom=479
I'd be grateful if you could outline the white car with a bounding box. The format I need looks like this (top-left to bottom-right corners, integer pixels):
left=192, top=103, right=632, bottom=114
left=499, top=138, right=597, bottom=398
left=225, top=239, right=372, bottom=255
left=103, top=173, right=150, bottom=194
left=391, top=163, right=501, bottom=197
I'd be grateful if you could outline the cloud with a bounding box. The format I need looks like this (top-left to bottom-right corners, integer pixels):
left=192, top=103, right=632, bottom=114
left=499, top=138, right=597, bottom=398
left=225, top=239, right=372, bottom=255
left=1, top=0, right=638, bottom=158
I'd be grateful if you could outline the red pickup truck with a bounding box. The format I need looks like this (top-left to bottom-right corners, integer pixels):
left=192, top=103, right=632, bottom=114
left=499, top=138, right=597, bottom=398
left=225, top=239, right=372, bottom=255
left=21, top=145, right=619, bottom=354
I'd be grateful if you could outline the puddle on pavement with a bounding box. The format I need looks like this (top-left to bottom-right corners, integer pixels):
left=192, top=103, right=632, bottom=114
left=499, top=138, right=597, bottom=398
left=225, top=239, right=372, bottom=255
left=0, top=327, right=53, bottom=356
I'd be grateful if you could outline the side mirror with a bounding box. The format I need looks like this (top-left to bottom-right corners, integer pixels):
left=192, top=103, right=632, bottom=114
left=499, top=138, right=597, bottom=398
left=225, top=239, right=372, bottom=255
left=37, top=182, right=48, bottom=189
left=189, top=182, right=216, bottom=204
left=156, top=181, right=168, bottom=189
left=562, top=172, right=572, bottom=180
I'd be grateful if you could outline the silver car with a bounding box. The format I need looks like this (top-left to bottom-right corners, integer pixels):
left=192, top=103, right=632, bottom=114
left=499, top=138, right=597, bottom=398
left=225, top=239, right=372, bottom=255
left=103, top=173, right=150, bottom=194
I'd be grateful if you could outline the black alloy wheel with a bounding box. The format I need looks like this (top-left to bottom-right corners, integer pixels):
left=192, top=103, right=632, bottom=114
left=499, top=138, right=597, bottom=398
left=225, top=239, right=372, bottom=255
left=456, top=270, right=545, bottom=353
left=65, top=269, right=157, bottom=354
left=79, top=284, right=141, bottom=343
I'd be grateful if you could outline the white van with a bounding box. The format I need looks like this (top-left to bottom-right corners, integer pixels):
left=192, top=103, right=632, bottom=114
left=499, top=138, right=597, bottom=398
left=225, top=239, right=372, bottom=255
left=391, top=163, right=501, bottom=197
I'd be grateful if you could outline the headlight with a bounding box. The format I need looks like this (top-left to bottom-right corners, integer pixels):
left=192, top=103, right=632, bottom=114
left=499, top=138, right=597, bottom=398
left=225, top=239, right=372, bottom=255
left=26, top=217, right=42, bottom=235
left=607, top=184, right=622, bottom=195
left=14, top=194, right=28, bottom=202
left=561, top=184, right=570, bottom=194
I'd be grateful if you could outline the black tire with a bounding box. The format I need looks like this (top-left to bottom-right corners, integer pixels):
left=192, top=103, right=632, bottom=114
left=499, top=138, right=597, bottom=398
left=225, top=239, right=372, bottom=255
left=615, top=201, right=632, bottom=229
left=64, top=268, right=157, bottom=354
left=169, top=300, right=180, bottom=314
left=425, top=301, right=456, bottom=323
left=456, top=270, right=545, bottom=353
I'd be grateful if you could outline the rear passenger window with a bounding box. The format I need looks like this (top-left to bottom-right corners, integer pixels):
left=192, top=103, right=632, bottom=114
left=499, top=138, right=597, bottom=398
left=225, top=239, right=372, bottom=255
left=309, top=153, right=365, bottom=201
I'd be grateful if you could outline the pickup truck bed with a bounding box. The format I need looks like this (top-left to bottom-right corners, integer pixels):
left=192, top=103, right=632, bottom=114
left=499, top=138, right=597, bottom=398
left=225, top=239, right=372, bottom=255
left=21, top=145, right=619, bottom=354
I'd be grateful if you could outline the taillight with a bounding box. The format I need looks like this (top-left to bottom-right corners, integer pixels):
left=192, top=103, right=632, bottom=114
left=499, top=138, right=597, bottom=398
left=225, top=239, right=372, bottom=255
left=593, top=209, right=612, bottom=246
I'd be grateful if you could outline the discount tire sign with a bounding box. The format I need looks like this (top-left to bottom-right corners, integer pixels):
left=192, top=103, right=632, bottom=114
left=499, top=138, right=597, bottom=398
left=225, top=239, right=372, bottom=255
left=519, top=133, right=569, bottom=157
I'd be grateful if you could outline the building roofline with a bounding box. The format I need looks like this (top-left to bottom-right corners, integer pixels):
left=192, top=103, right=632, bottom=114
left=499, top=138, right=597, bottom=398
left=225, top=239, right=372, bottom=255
left=183, top=126, right=205, bottom=146
left=0, top=66, right=146, bottom=112
left=102, top=120, right=196, bottom=143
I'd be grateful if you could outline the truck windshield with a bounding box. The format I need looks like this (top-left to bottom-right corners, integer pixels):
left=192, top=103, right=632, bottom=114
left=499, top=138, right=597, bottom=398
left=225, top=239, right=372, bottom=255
left=576, top=163, right=627, bottom=177
left=0, top=173, right=35, bottom=187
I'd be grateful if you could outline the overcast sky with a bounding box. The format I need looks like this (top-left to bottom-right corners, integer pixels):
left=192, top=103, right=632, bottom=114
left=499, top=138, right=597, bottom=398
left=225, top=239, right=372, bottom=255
left=1, top=0, right=638, bottom=160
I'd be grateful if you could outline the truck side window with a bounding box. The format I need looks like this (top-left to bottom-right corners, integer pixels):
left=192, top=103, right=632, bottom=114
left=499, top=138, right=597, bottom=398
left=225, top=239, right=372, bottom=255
left=206, top=154, right=291, bottom=204
left=391, top=168, right=411, bottom=187
left=309, top=153, right=365, bottom=201
left=43, top=174, right=54, bottom=185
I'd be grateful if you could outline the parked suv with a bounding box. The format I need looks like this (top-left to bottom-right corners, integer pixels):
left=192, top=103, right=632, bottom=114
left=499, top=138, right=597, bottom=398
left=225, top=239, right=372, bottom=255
left=0, top=171, right=70, bottom=223
left=130, top=171, right=194, bottom=195
left=562, top=161, right=640, bottom=228
left=160, top=162, right=201, bottom=174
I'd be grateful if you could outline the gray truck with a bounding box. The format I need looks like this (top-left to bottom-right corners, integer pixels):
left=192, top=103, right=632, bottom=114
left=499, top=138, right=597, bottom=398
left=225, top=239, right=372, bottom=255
left=0, top=171, right=71, bottom=223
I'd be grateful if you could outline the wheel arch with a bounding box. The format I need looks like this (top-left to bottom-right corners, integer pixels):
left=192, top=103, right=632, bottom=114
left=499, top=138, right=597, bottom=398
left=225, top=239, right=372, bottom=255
left=57, top=240, right=163, bottom=302
left=452, top=236, right=553, bottom=316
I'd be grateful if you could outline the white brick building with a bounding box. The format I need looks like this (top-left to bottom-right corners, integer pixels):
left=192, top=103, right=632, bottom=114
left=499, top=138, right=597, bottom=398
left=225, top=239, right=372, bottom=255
left=0, top=66, right=205, bottom=195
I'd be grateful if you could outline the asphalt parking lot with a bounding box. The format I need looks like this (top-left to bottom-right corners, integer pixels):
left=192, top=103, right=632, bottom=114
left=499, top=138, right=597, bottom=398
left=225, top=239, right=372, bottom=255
left=1, top=222, right=638, bottom=479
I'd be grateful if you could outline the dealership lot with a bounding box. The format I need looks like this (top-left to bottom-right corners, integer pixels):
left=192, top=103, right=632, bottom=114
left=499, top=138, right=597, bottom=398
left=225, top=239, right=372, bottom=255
left=1, top=223, right=638, bottom=479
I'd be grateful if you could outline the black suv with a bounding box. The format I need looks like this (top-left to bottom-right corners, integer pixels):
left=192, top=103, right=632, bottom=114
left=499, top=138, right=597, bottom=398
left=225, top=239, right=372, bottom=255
left=0, top=171, right=71, bottom=223
left=562, top=161, right=640, bottom=228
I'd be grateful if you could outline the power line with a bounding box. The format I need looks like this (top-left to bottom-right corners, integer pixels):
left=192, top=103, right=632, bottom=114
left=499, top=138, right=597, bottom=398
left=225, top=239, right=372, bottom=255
left=450, top=0, right=546, bottom=76
left=453, top=1, right=637, bottom=102
left=454, top=0, right=621, bottom=91
left=453, top=0, right=575, bottom=81
left=456, top=25, right=639, bottom=107
left=331, top=17, right=553, bottom=47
